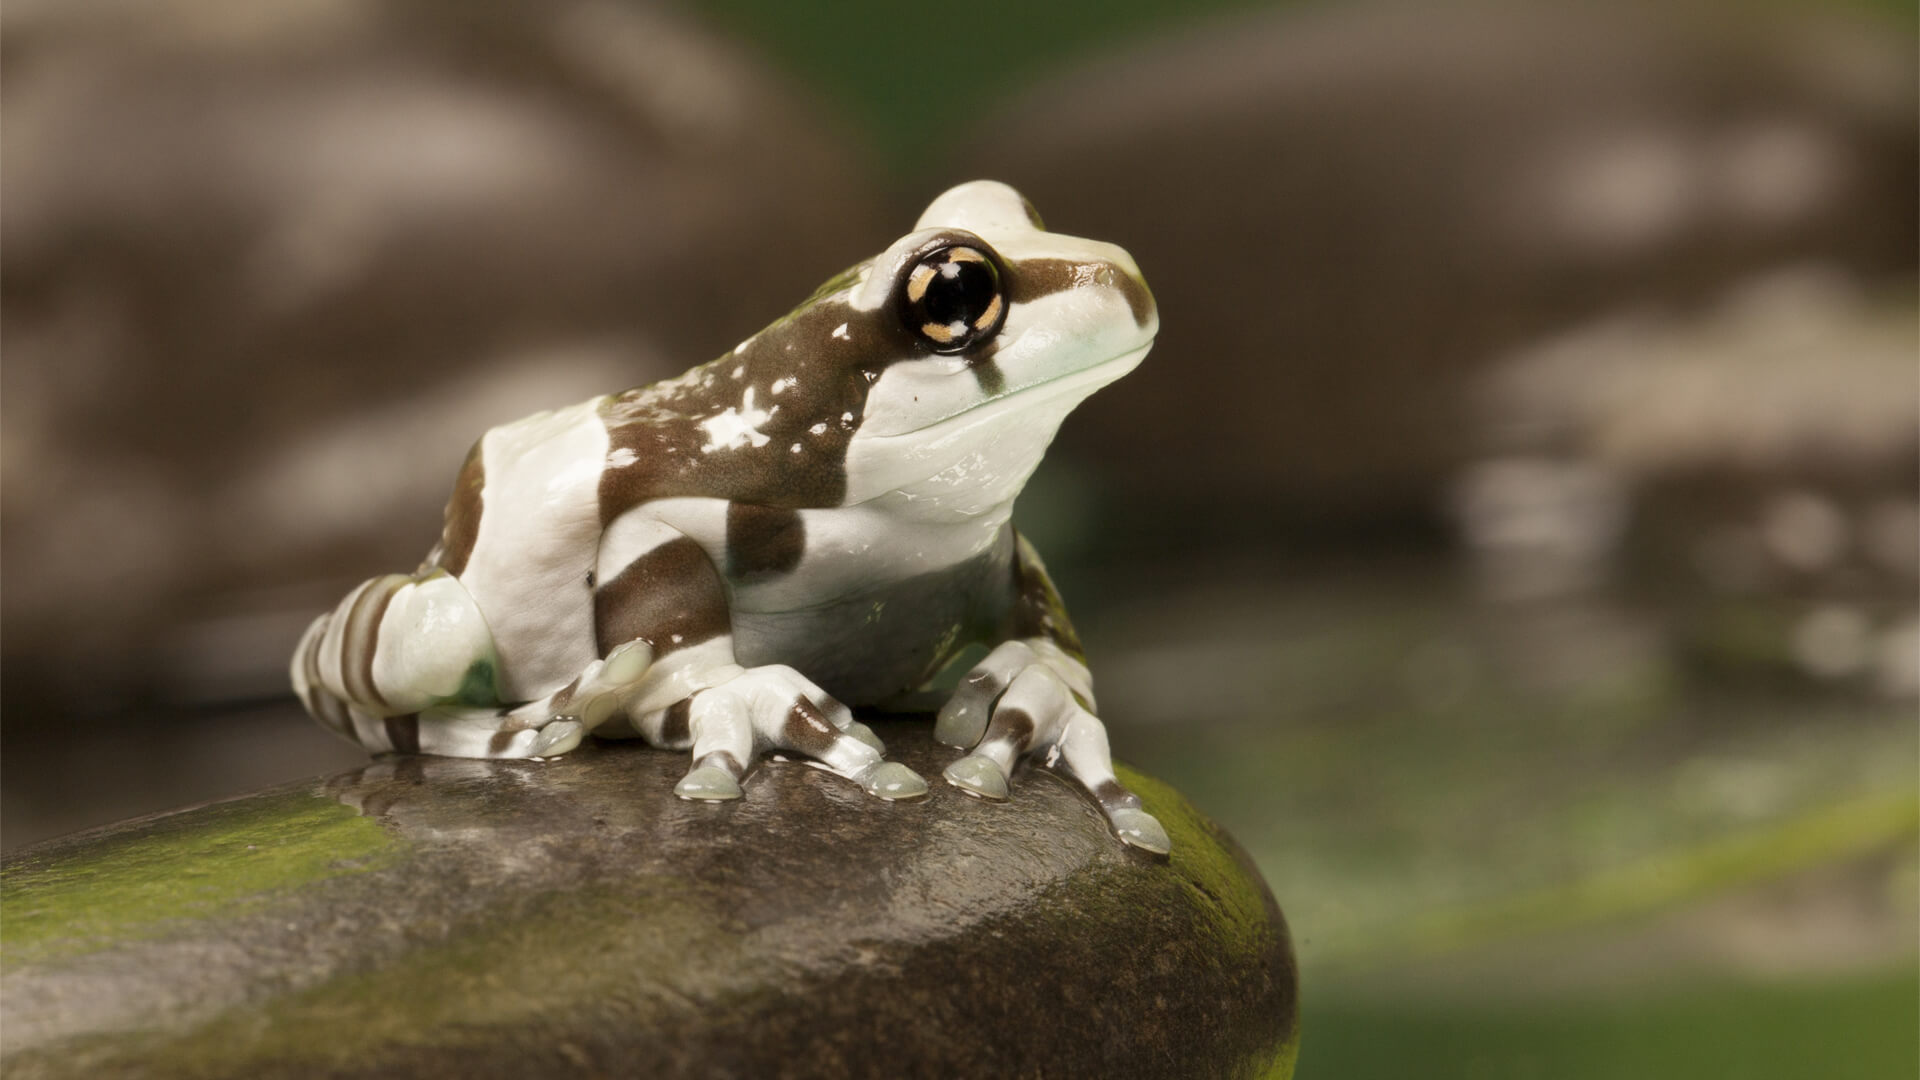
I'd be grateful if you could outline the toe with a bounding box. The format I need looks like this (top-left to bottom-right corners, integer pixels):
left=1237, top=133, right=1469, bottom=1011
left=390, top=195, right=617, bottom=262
left=859, top=761, right=929, bottom=800
left=943, top=754, right=1010, bottom=801
left=1110, top=807, right=1171, bottom=856
left=935, top=669, right=1003, bottom=748
left=530, top=719, right=585, bottom=757
left=602, top=640, right=652, bottom=684
left=674, top=764, right=743, bottom=801
left=846, top=720, right=886, bottom=753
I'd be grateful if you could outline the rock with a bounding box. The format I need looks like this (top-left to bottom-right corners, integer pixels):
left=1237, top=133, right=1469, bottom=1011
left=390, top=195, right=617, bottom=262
left=956, top=1, right=1916, bottom=541
left=0, top=721, right=1298, bottom=1079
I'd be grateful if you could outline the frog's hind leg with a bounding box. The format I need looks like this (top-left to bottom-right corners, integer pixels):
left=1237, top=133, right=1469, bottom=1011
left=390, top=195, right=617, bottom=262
left=390, top=638, right=658, bottom=760
left=293, top=569, right=555, bottom=757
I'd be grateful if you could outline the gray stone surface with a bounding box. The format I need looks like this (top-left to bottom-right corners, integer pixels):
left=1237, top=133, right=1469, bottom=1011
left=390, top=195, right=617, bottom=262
left=0, top=720, right=1297, bottom=1079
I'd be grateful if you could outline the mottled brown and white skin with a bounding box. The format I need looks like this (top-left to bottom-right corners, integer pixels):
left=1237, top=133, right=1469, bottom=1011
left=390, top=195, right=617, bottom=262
left=292, top=181, right=1169, bottom=852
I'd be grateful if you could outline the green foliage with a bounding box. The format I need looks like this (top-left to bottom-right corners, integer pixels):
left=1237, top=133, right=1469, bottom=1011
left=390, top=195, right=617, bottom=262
left=1303, top=971, right=1919, bottom=1079
left=696, top=0, right=1278, bottom=166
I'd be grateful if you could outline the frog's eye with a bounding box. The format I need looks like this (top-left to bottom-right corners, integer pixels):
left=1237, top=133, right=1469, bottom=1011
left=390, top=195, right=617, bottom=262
left=899, top=244, right=1006, bottom=354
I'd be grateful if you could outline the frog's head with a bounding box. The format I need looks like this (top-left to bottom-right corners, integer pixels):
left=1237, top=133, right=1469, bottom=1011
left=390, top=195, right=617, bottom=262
left=834, top=180, right=1157, bottom=516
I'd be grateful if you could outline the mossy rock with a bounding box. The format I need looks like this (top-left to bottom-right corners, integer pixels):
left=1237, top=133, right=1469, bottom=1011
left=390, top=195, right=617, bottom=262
left=1, top=720, right=1296, bottom=1079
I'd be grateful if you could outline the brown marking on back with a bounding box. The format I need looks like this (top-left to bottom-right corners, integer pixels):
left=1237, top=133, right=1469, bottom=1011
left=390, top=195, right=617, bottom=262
left=1007, top=257, right=1155, bottom=328
left=383, top=714, right=421, bottom=755
left=593, top=537, right=731, bottom=657
left=596, top=291, right=921, bottom=525
left=436, top=442, right=486, bottom=577
left=726, top=502, right=806, bottom=579
left=595, top=232, right=999, bottom=524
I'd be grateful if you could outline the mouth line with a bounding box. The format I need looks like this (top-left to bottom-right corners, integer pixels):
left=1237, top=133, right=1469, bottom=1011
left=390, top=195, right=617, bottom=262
left=895, top=341, right=1153, bottom=438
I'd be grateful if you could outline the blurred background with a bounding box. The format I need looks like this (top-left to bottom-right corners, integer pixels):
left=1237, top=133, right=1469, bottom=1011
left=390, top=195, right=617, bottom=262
left=3, top=0, right=1914, bottom=1074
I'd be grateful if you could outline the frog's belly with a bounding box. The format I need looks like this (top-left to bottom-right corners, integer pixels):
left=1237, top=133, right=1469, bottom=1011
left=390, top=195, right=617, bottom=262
left=730, top=551, right=1000, bottom=704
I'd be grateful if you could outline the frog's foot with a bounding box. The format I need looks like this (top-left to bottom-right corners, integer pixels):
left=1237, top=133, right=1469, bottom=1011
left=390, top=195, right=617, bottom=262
left=673, top=665, right=927, bottom=803
left=353, top=640, right=657, bottom=760
left=935, top=639, right=1094, bottom=748
left=937, top=640, right=1168, bottom=855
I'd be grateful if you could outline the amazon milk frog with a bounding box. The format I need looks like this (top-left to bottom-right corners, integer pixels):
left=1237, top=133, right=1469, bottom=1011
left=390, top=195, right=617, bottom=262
left=292, top=180, right=1169, bottom=853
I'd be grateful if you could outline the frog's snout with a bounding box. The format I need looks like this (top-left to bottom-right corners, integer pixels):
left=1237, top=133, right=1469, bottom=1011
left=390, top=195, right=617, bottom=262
left=1100, top=259, right=1156, bottom=332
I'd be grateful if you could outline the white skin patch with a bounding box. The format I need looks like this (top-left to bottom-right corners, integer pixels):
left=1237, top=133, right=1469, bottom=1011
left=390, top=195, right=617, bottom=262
left=458, top=399, right=609, bottom=699
left=699, top=387, right=772, bottom=452
left=832, top=322, right=850, bottom=340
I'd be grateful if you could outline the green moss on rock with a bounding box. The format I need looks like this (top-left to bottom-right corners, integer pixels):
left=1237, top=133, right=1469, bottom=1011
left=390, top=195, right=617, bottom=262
left=2, top=792, right=396, bottom=969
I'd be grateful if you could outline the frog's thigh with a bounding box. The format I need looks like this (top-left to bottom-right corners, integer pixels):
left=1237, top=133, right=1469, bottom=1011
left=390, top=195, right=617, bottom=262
left=294, top=572, right=504, bottom=756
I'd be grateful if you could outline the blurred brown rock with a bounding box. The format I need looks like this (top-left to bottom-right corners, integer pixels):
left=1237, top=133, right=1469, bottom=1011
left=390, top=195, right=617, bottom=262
left=1, top=0, right=888, bottom=714
left=957, top=1, right=1917, bottom=541
left=1456, top=269, right=1917, bottom=693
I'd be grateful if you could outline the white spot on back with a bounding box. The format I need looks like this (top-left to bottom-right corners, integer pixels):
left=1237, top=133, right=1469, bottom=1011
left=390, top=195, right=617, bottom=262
left=699, top=387, right=772, bottom=452
left=832, top=322, right=851, bottom=340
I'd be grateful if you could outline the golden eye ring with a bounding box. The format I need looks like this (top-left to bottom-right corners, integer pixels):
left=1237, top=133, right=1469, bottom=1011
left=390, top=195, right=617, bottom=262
left=898, top=243, right=1007, bottom=354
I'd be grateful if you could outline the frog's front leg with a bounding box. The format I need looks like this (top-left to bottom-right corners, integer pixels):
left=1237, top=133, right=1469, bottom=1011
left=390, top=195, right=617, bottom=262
left=588, top=525, right=926, bottom=802
left=652, top=661, right=925, bottom=802
left=937, top=532, right=1171, bottom=855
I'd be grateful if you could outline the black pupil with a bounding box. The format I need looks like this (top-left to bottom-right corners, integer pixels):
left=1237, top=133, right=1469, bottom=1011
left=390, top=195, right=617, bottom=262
left=922, top=253, right=996, bottom=329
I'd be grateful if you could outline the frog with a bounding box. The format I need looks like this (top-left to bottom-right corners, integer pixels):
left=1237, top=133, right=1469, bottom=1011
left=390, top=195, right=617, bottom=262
left=290, top=180, right=1169, bottom=854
